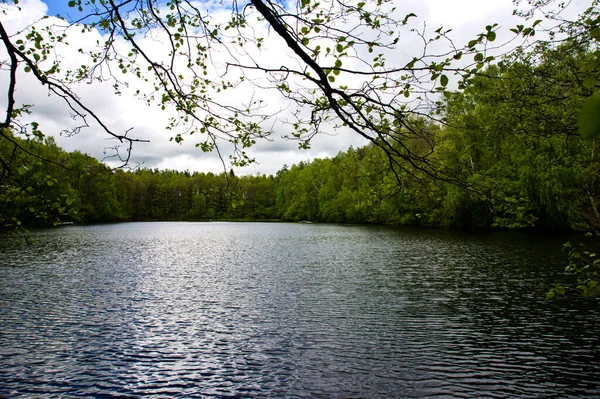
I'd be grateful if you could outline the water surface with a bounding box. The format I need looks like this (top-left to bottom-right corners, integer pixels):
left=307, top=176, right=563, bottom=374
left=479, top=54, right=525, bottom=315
left=1, top=222, right=599, bottom=398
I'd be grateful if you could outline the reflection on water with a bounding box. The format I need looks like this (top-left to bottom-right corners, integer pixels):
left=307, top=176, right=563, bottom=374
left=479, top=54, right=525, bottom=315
left=1, top=222, right=599, bottom=398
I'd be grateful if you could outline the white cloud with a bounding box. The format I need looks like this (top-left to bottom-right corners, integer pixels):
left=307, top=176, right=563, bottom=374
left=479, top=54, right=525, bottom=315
left=425, top=0, right=512, bottom=27
left=156, top=153, right=225, bottom=173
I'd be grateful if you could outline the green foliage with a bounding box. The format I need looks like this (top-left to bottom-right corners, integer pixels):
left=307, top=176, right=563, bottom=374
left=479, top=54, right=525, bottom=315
left=440, top=41, right=600, bottom=231
left=0, top=128, right=125, bottom=233
left=0, top=130, right=74, bottom=232
left=579, top=94, right=600, bottom=139
left=2, top=38, right=597, bottom=236
left=547, top=238, right=600, bottom=299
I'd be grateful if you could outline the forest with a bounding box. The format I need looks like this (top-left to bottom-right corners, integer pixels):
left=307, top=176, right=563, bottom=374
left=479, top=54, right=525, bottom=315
left=1, top=40, right=598, bottom=234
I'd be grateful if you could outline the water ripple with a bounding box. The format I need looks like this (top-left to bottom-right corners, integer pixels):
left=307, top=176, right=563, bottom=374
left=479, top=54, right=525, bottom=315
left=1, top=223, right=599, bottom=398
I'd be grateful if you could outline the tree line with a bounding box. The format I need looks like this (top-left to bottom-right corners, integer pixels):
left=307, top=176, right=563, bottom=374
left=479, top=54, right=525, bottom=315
left=1, top=40, right=598, bottom=235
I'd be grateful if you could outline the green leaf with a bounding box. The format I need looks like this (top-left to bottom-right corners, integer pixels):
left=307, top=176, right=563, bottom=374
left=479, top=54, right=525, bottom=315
left=402, top=13, right=417, bottom=24
left=440, top=74, right=448, bottom=87
left=591, top=27, right=600, bottom=40
left=579, top=94, right=600, bottom=139
left=583, top=75, right=596, bottom=89
left=68, top=0, right=76, bottom=7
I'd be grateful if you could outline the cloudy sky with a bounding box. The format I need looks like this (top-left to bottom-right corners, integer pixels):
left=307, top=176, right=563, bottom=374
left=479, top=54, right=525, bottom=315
left=0, top=0, right=590, bottom=175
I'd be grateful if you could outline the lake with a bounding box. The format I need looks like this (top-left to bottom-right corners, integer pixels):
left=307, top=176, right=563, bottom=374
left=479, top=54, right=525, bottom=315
left=1, top=222, right=599, bottom=398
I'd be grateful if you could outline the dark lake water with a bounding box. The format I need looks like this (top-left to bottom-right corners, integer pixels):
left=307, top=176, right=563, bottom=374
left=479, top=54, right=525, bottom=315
left=1, top=222, right=599, bottom=398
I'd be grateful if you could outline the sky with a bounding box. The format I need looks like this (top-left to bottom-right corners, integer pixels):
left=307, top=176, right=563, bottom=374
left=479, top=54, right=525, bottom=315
left=0, top=0, right=591, bottom=175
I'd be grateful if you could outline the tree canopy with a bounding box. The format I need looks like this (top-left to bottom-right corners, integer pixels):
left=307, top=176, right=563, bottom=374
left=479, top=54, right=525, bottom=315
left=1, top=34, right=598, bottom=230
left=0, top=0, right=597, bottom=178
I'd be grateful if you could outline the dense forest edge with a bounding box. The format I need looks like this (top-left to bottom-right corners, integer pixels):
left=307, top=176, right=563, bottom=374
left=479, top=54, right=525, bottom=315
left=1, top=41, right=599, bottom=235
